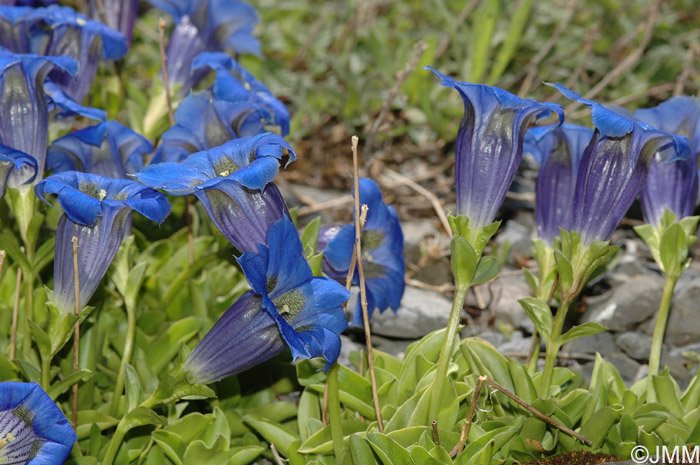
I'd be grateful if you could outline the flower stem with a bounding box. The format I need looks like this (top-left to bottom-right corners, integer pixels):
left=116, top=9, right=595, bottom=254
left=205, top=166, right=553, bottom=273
left=429, top=283, right=469, bottom=425
left=327, top=363, right=345, bottom=464
left=110, top=300, right=137, bottom=416
left=647, top=274, right=678, bottom=402
left=539, top=298, right=571, bottom=398
left=102, top=419, right=128, bottom=465
left=40, top=353, right=51, bottom=389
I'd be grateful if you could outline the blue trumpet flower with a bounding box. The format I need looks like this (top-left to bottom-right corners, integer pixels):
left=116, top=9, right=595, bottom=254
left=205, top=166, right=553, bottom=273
left=45, top=81, right=107, bottom=121
left=35, top=171, right=170, bottom=314
left=0, top=381, right=76, bottom=465
left=152, top=53, right=289, bottom=164
left=321, top=178, right=405, bottom=326
left=551, top=84, right=691, bottom=245
left=138, top=133, right=294, bottom=253
left=0, top=145, right=35, bottom=197
left=89, top=0, right=138, bottom=46
left=184, top=216, right=350, bottom=383
left=0, top=50, right=76, bottom=180
left=149, top=0, right=259, bottom=92
left=426, top=67, right=564, bottom=231
left=47, top=121, right=152, bottom=179
left=525, top=123, right=594, bottom=244
left=634, top=96, right=700, bottom=227
left=0, top=5, right=127, bottom=102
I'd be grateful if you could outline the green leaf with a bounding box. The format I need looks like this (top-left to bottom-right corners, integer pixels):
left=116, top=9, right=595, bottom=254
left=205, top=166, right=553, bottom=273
left=367, top=432, right=413, bottom=465
left=76, top=410, right=119, bottom=440
left=124, top=261, right=148, bottom=309
left=518, top=298, right=553, bottom=340
left=301, top=216, right=322, bottom=256
left=33, top=237, right=56, bottom=273
left=25, top=212, right=45, bottom=250
left=451, top=235, right=477, bottom=289
left=123, top=406, right=166, bottom=430
left=652, top=371, right=684, bottom=417
left=522, top=268, right=538, bottom=293
left=28, top=320, right=51, bottom=359
left=147, top=317, right=204, bottom=373
left=148, top=373, right=216, bottom=406
left=349, top=434, right=379, bottom=465
left=298, top=390, right=321, bottom=442
left=0, top=231, right=30, bottom=272
left=310, top=364, right=375, bottom=419
left=634, top=224, right=658, bottom=251
left=297, top=420, right=367, bottom=454
left=46, top=369, right=93, bottom=399
left=229, top=445, right=266, bottom=465
left=559, top=322, right=608, bottom=344
left=579, top=405, right=622, bottom=449
left=124, top=363, right=144, bottom=413
left=488, top=0, right=534, bottom=84
left=471, top=256, right=500, bottom=286
left=470, top=0, right=499, bottom=83
left=553, top=249, right=573, bottom=292
left=659, top=222, right=688, bottom=275
left=243, top=414, right=298, bottom=457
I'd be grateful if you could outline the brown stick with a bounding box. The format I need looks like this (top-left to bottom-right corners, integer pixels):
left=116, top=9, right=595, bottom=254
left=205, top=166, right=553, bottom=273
left=352, top=136, right=384, bottom=432
left=381, top=168, right=451, bottom=236
left=431, top=420, right=440, bottom=445
left=269, top=444, right=284, bottom=465
left=72, top=236, right=80, bottom=430
left=364, top=42, right=428, bottom=159
left=674, top=43, right=698, bottom=97
left=450, top=375, right=591, bottom=456
left=10, top=266, right=22, bottom=361
left=158, top=18, right=175, bottom=127
left=0, top=250, right=5, bottom=281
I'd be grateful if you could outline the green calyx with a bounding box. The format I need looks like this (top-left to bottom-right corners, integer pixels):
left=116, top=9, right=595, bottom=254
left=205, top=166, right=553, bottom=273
left=554, top=229, right=618, bottom=301
left=634, top=209, right=699, bottom=278
left=448, top=214, right=501, bottom=289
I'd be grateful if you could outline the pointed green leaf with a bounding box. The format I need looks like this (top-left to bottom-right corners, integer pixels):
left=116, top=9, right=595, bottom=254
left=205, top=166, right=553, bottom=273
left=518, top=298, right=552, bottom=340
left=471, top=256, right=500, bottom=286
left=559, top=322, right=607, bottom=344
left=46, top=369, right=93, bottom=399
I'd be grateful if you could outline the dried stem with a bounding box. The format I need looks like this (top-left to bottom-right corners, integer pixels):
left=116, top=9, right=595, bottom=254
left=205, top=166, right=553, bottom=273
left=158, top=18, right=175, bottom=127
left=450, top=375, right=591, bottom=457
left=674, top=43, right=698, bottom=96
left=431, top=420, right=440, bottom=445
left=381, top=168, right=451, bottom=236
left=269, top=444, right=284, bottom=465
left=0, top=250, right=5, bottom=281
left=10, top=267, right=22, bottom=361
left=364, top=42, right=428, bottom=159
left=352, top=135, right=384, bottom=432
left=72, top=236, right=80, bottom=430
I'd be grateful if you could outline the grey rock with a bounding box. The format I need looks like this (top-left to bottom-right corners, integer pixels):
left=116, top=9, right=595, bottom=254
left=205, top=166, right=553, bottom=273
left=401, top=219, right=444, bottom=249
left=338, top=334, right=363, bottom=368
left=616, top=332, right=653, bottom=361
left=498, top=333, right=533, bottom=355
left=566, top=330, right=616, bottom=357
left=664, top=273, right=700, bottom=346
left=474, top=330, right=506, bottom=348
left=583, top=275, right=664, bottom=331
left=372, top=336, right=412, bottom=359
left=495, top=214, right=535, bottom=264
left=607, top=352, right=642, bottom=385
left=367, top=286, right=452, bottom=339
left=465, top=272, right=535, bottom=334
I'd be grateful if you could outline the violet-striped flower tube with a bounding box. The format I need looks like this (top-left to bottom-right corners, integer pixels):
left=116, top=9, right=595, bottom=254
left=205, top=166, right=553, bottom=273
left=0, top=144, right=36, bottom=197
left=551, top=84, right=691, bottom=245
left=427, top=66, right=564, bottom=231
left=634, top=96, right=700, bottom=228
left=184, top=216, right=350, bottom=383
left=0, top=50, right=76, bottom=180
left=525, top=123, right=594, bottom=244
left=35, top=171, right=170, bottom=314
left=137, top=133, right=295, bottom=253
left=0, top=381, right=76, bottom=465
left=88, top=0, right=138, bottom=46
left=47, top=121, right=152, bottom=179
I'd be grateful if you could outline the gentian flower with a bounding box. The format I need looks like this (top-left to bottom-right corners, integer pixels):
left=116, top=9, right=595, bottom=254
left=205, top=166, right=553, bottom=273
left=45, top=80, right=107, bottom=121
left=551, top=84, right=691, bottom=245
left=89, top=0, right=138, bottom=46
left=320, top=178, right=405, bottom=326
left=35, top=171, right=170, bottom=314
left=184, top=216, right=350, bottom=383
left=525, top=123, right=594, bottom=244
left=634, top=97, right=700, bottom=227
left=0, top=144, right=36, bottom=197
left=0, top=50, right=76, bottom=180
left=0, top=5, right=128, bottom=102
left=137, top=133, right=294, bottom=253
left=426, top=67, right=564, bottom=231
left=47, top=121, right=152, bottom=179
left=151, top=53, right=289, bottom=164
left=148, top=0, right=259, bottom=92
left=0, top=381, right=76, bottom=465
